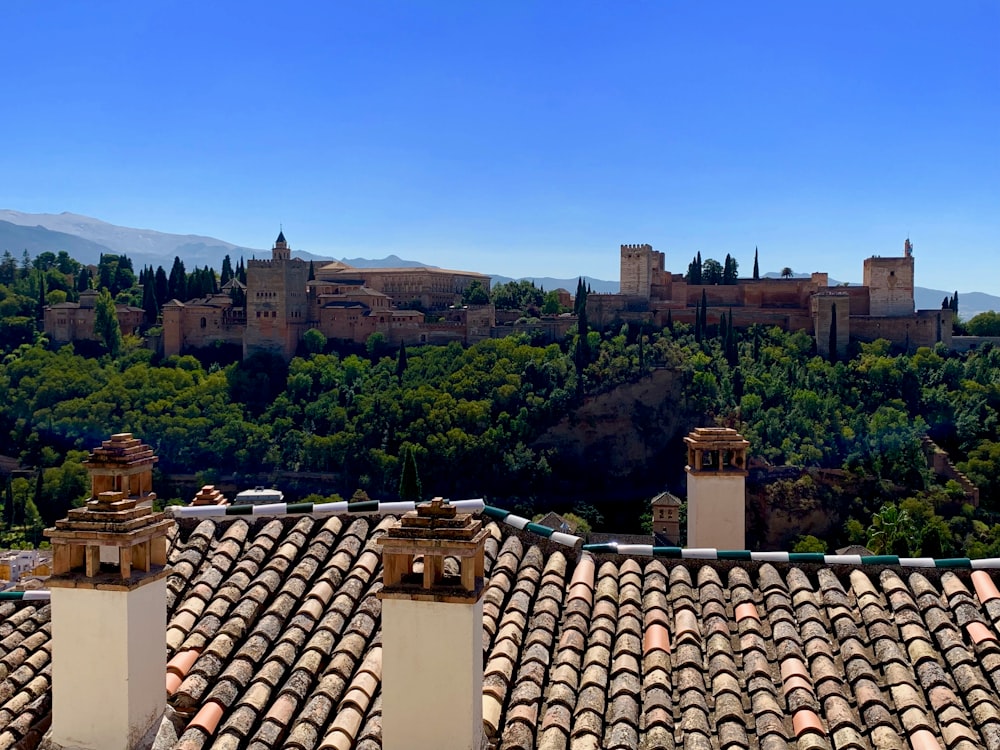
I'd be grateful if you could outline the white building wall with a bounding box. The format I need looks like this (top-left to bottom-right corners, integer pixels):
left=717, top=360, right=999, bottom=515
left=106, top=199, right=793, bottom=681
left=687, top=473, right=746, bottom=549
left=381, top=597, right=485, bottom=750
left=51, top=579, right=166, bottom=750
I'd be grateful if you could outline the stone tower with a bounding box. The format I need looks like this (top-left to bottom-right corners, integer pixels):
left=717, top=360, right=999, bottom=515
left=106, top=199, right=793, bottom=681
left=684, top=427, right=749, bottom=549
left=863, top=239, right=915, bottom=317
left=244, top=230, right=311, bottom=360
left=45, top=433, right=171, bottom=750
left=378, top=498, right=488, bottom=750
left=620, top=243, right=664, bottom=299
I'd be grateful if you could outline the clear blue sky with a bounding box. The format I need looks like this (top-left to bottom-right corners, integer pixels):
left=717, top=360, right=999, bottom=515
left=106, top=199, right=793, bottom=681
left=1, top=1, right=997, bottom=292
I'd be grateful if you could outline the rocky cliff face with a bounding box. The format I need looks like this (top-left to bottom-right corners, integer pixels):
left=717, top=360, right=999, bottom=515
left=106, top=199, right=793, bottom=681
left=534, top=368, right=693, bottom=504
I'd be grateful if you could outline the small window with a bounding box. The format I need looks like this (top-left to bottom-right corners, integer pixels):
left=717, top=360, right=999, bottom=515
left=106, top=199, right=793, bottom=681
left=200, top=317, right=207, bottom=328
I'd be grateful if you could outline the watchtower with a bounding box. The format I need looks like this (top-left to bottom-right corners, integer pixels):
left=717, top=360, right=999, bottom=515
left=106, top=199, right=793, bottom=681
left=864, top=239, right=915, bottom=317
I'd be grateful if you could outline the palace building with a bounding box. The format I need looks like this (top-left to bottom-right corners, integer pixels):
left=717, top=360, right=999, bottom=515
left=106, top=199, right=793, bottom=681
left=161, top=232, right=495, bottom=359
left=589, top=238, right=952, bottom=355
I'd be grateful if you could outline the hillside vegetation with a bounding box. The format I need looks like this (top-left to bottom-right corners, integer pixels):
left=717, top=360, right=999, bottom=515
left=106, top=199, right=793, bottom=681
left=2, top=248, right=1000, bottom=556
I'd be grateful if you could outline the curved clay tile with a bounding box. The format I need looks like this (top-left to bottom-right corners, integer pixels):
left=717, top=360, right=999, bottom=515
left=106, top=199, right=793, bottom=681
left=790, top=707, right=825, bottom=737
left=186, top=698, right=225, bottom=736
left=972, top=571, right=1000, bottom=605
left=966, top=621, right=998, bottom=645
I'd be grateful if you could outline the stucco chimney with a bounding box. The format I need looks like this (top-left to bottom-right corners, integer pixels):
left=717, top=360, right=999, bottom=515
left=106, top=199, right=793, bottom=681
left=44, top=433, right=171, bottom=750
left=684, top=427, right=750, bottom=549
left=378, top=497, right=488, bottom=750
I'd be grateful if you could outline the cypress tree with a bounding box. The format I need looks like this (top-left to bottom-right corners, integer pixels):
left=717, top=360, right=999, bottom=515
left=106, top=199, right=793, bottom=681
left=399, top=446, right=423, bottom=503
left=308, top=260, right=315, bottom=282
left=93, top=288, right=122, bottom=357
left=951, top=291, right=959, bottom=313
left=142, top=275, right=158, bottom=323
left=37, top=270, right=46, bottom=321
left=666, top=309, right=673, bottom=332
left=694, top=298, right=702, bottom=343
left=168, top=256, right=186, bottom=300
left=221, top=255, right=233, bottom=285
left=154, top=266, right=169, bottom=305
left=76, top=267, right=91, bottom=292
left=396, top=340, right=408, bottom=383
left=753, top=247, right=760, bottom=280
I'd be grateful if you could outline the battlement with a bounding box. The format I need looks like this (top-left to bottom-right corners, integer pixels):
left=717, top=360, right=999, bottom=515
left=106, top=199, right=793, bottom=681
left=621, top=243, right=653, bottom=253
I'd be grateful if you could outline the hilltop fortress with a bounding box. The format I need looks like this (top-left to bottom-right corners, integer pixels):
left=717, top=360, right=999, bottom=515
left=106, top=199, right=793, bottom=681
left=589, top=238, right=952, bottom=355
left=47, top=232, right=952, bottom=359
left=161, top=232, right=494, bottom=359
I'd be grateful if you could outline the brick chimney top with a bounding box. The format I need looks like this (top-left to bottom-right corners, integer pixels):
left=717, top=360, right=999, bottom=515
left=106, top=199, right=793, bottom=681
left=46, top=432, right=170, bottom=589
left=684, top=427, right=750, bottom=475
left=378, top=497, right=487, bottom=603
left=191, top=485, right=229, bottom=506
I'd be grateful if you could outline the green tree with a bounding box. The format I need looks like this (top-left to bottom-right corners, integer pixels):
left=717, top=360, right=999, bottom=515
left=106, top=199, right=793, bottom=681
left=966, top=311, right=1000, bottom=336
left=723, top=254, right=738, bottom=285
left=702, top=258, right=723, bottom=285
left=93, top=288, right=122, bottom=357
left=398, top=445, right=423, bottom=502
left=542, top=290, right=561, bottom=315
left=303, top=328, right=327, bottom=355
left=462, top=279, right=490, bottom=305
left=686, top=255, right=702, bottom=285
left=792, top=535, right=827, bottom=553
left=781, top=267, right=794, bottom=279
left=221, top=255, right=234, bottom=285
left=366, top=332, right=388, bottom=360
left=866, top=502, right=917, bottom=556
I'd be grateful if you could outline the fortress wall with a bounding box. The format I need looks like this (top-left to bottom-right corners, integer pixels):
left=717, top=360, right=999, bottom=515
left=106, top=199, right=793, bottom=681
left=812, top=295, right=851, bottom=359
left=851, top=309, right=948, bottom=350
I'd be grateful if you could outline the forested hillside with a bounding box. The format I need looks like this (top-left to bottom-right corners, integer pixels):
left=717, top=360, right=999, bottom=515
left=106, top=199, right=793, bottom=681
left=2, top=247, right=1000, bottom=557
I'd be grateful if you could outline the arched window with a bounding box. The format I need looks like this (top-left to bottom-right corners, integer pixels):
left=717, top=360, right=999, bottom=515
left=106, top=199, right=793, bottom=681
left=200, top=317, right=207, bottom=328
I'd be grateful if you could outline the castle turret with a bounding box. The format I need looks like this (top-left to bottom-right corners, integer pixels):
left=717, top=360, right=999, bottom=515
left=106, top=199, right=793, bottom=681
left=272, top=229, right=290, bottom=261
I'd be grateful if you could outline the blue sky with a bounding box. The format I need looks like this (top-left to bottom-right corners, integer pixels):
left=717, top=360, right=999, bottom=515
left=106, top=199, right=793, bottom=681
left=1, top=2, right=997, bottom=292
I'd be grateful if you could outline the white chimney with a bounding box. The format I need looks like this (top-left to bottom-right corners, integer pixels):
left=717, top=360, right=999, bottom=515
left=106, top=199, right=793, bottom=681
left=44, top=434, right=170, bottom=750
left=685, top=427, right=750, bottom=549
left=378, top=497, right=488, bottom=750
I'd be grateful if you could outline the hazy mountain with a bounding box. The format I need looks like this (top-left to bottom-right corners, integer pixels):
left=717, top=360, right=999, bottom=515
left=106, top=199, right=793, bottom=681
left=2, top=209, right=997, bottom=316
left=490, top=275, right=619, bottom=294
left=0, top=220, right=117, bottom=262
left=0, top=210, right=262, bottom=268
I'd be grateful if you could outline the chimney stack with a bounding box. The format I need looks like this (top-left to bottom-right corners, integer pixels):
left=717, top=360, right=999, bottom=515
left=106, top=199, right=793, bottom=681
left=45, top=433, right=171, bottom=750
left=378, top=497, right=488, bottom=750
left=684, top=427, right=750, bottom=549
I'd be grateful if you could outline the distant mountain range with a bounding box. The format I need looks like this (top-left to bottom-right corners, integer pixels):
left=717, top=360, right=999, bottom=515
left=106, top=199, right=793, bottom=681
left=1, top=209, right=997, bottom=316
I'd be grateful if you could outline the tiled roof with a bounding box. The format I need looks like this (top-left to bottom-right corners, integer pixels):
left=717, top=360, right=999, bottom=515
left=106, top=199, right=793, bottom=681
left=8, top=512, right=1000, bottom=750
left=0, top=600, right=51, bottom=749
